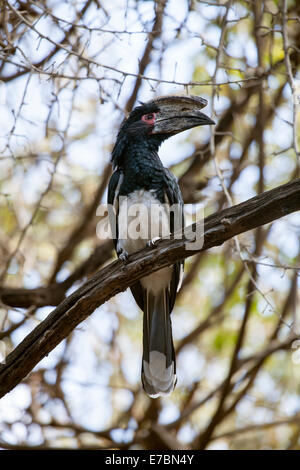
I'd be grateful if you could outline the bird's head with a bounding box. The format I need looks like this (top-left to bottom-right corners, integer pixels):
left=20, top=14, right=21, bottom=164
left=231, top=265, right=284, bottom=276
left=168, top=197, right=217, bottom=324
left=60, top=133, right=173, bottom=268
left=112, top=95, right=215, bottom=166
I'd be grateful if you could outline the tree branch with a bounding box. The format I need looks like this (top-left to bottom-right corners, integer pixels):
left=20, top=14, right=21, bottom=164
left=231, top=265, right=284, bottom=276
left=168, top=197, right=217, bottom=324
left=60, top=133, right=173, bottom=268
left=0, top=178, right=299, bottom=399
left=0, top=240, right=113, bottom=308
left=124, top=0, right=168, bottom=113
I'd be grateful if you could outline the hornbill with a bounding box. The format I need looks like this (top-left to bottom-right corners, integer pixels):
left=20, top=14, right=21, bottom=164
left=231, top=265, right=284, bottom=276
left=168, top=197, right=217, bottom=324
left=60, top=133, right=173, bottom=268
left=108, top=95, right=214, bottom=397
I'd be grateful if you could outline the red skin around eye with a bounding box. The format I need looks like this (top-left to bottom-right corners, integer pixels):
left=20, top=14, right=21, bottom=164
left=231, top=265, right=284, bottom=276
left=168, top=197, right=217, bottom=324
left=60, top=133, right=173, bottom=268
left=141, top=113, right=156, bottom=125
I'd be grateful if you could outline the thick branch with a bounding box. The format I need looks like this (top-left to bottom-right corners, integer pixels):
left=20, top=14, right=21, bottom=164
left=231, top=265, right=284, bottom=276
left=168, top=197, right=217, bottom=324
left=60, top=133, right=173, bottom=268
left=0, top=178, right=299, bottom=399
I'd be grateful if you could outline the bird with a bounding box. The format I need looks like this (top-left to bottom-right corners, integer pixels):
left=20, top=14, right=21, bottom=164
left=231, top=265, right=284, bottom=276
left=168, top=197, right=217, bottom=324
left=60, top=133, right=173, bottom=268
left=107, top=95, right=214, bottom=398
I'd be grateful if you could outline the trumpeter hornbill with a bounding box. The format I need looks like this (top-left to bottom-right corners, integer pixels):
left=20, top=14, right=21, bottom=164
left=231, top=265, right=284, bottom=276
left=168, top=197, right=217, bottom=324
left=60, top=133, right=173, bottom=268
left=108, top=95, right=214, bottom=397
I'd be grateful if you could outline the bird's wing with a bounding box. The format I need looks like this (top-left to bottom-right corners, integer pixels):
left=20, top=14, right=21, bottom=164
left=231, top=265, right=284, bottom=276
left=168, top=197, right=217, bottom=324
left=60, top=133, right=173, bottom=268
left=107, top=168, right=124, bottom=250
left=163, top=168, right=184, bottom=233
left=163, top=168, right=185, bottom=310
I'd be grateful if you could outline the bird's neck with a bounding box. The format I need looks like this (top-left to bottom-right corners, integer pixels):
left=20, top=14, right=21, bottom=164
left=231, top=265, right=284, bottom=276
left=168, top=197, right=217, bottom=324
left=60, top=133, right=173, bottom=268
left=126, top=138, right=161, bottom=164
left=115, top=138, right=166, bottom=196
left=116, top=136, right=164, bottom=174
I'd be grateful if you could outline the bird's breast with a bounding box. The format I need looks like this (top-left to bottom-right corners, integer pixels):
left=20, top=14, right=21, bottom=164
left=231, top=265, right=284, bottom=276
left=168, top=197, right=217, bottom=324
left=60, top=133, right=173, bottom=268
left=117, top=189, right=173, bottom=295
left=117, top=189, right=170, bottom=253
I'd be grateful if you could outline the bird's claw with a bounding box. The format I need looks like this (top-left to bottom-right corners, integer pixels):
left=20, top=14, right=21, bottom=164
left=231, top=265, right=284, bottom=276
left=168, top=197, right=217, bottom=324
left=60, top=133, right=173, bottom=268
left=118, top=249, right=129, bottom=263
left=147, top=236, right=160, bottom=248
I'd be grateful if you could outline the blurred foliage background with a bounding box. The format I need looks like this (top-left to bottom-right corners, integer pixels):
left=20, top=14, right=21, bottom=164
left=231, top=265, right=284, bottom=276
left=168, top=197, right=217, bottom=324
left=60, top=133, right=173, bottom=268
left=0, top=0, right=299, bottom=450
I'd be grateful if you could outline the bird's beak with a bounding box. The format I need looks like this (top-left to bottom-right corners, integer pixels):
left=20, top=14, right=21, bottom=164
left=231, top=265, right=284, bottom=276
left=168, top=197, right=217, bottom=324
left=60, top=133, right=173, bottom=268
left=151, top=95, right=215, bottom=135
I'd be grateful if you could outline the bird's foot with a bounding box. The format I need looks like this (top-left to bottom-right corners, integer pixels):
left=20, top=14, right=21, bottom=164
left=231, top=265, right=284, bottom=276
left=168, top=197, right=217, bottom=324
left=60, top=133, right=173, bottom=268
left=117, top=248, right=129, bottom=263
left=147, top=236, right=160, bottom=248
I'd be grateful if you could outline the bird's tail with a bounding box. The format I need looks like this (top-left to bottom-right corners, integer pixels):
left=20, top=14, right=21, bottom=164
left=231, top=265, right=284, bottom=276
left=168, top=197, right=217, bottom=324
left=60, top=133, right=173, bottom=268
left=141, top=290, right=176, bottom=398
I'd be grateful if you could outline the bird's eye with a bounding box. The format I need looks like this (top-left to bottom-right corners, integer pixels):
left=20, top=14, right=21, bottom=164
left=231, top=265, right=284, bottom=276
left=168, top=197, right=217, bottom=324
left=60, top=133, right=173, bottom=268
left=141, top=113, right=156, bottom=124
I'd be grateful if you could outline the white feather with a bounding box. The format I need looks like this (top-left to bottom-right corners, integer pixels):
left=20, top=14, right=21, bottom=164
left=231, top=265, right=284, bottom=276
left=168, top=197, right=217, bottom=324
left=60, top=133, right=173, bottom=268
left=143, top=351, right=176, bottom=398
left=118, top=190, right=173, bottom=294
